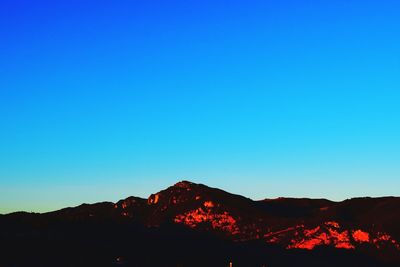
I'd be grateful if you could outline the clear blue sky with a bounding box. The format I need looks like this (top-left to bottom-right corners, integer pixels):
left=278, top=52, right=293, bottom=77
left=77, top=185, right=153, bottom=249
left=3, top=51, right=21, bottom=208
left=1, top=0, right=400, bottom=213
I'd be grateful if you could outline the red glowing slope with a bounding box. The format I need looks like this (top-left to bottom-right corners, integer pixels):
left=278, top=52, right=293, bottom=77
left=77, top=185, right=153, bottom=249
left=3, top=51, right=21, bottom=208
left=108, top=181, right=400, bottom=253
left=2, top=181, right=400, bottom=258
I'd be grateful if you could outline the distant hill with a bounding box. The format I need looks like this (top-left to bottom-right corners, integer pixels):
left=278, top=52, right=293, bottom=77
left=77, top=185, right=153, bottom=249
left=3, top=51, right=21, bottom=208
left=1, top=181, right=399, bottom=267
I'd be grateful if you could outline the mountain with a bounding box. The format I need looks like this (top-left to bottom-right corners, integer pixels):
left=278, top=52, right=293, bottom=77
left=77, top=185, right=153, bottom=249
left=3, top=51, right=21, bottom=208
left=1, top=181, right=399, bottom=267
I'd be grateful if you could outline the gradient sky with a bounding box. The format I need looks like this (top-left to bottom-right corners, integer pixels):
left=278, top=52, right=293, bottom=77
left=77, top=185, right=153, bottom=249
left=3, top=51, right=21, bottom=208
left=1, top=0, right=400, bottom=214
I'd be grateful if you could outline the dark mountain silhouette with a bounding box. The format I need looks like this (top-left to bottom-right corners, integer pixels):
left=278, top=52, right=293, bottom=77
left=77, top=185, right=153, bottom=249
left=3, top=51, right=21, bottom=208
left=1, top=181, right=399, bottom=267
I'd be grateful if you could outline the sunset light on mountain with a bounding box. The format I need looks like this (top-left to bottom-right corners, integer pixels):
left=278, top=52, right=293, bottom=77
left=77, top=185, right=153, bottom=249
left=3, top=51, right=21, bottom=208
left=1, top=1, right=399, bottom=266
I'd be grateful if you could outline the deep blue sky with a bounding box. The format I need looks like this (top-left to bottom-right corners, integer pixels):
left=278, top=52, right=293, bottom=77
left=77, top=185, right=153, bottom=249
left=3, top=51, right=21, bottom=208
left=1, top=0, right=400, bottom=213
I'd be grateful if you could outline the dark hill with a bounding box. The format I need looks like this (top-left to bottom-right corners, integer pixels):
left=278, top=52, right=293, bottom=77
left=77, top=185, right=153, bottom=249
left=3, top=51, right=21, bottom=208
left=1, top=181, right=399, bottom=267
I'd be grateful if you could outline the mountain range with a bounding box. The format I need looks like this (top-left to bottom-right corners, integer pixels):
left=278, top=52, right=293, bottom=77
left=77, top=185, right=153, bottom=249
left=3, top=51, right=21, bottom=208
left=1, top=181, right=399, bottom=267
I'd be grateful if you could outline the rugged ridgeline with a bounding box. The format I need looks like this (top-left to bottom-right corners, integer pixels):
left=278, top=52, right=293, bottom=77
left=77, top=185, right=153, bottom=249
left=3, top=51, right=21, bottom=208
left=1, top=181, right=400, bottom=267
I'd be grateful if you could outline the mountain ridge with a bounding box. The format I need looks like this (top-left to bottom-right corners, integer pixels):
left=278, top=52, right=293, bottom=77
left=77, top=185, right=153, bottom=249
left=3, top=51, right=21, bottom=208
left=1, top=180, right=399, bottom=267
left=4, top=180, right=398, bottom=216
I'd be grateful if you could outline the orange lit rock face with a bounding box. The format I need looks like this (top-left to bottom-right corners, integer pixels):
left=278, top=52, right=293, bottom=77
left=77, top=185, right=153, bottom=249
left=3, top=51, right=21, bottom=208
left=352, top=229, right=370, bottom=243
left=114, top=197, right=147, bottom=218
left=203, top=201, right=215, bottom=208
left=174, top=205, right=240, bottom=235
left=174, top=206, right=400, bottom=252
left=376, top=233, right=391, bottom=241
left=116, top=197, right=144, bottom=209
left=325, top=221, right=339, bottom=228
left=289, top=233, right=328, bottom=249
left=372, top=232, right=400, bottom=250
left=262, top=221, right=398, bottom=251
left=148, top=194, right=160, bottom=205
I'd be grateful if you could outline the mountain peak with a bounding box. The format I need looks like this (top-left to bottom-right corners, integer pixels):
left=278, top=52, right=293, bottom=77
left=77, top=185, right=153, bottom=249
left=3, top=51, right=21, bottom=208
left=173, top=180, right=196, bottom=189
left=147, top=180, right=204, bottom=206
